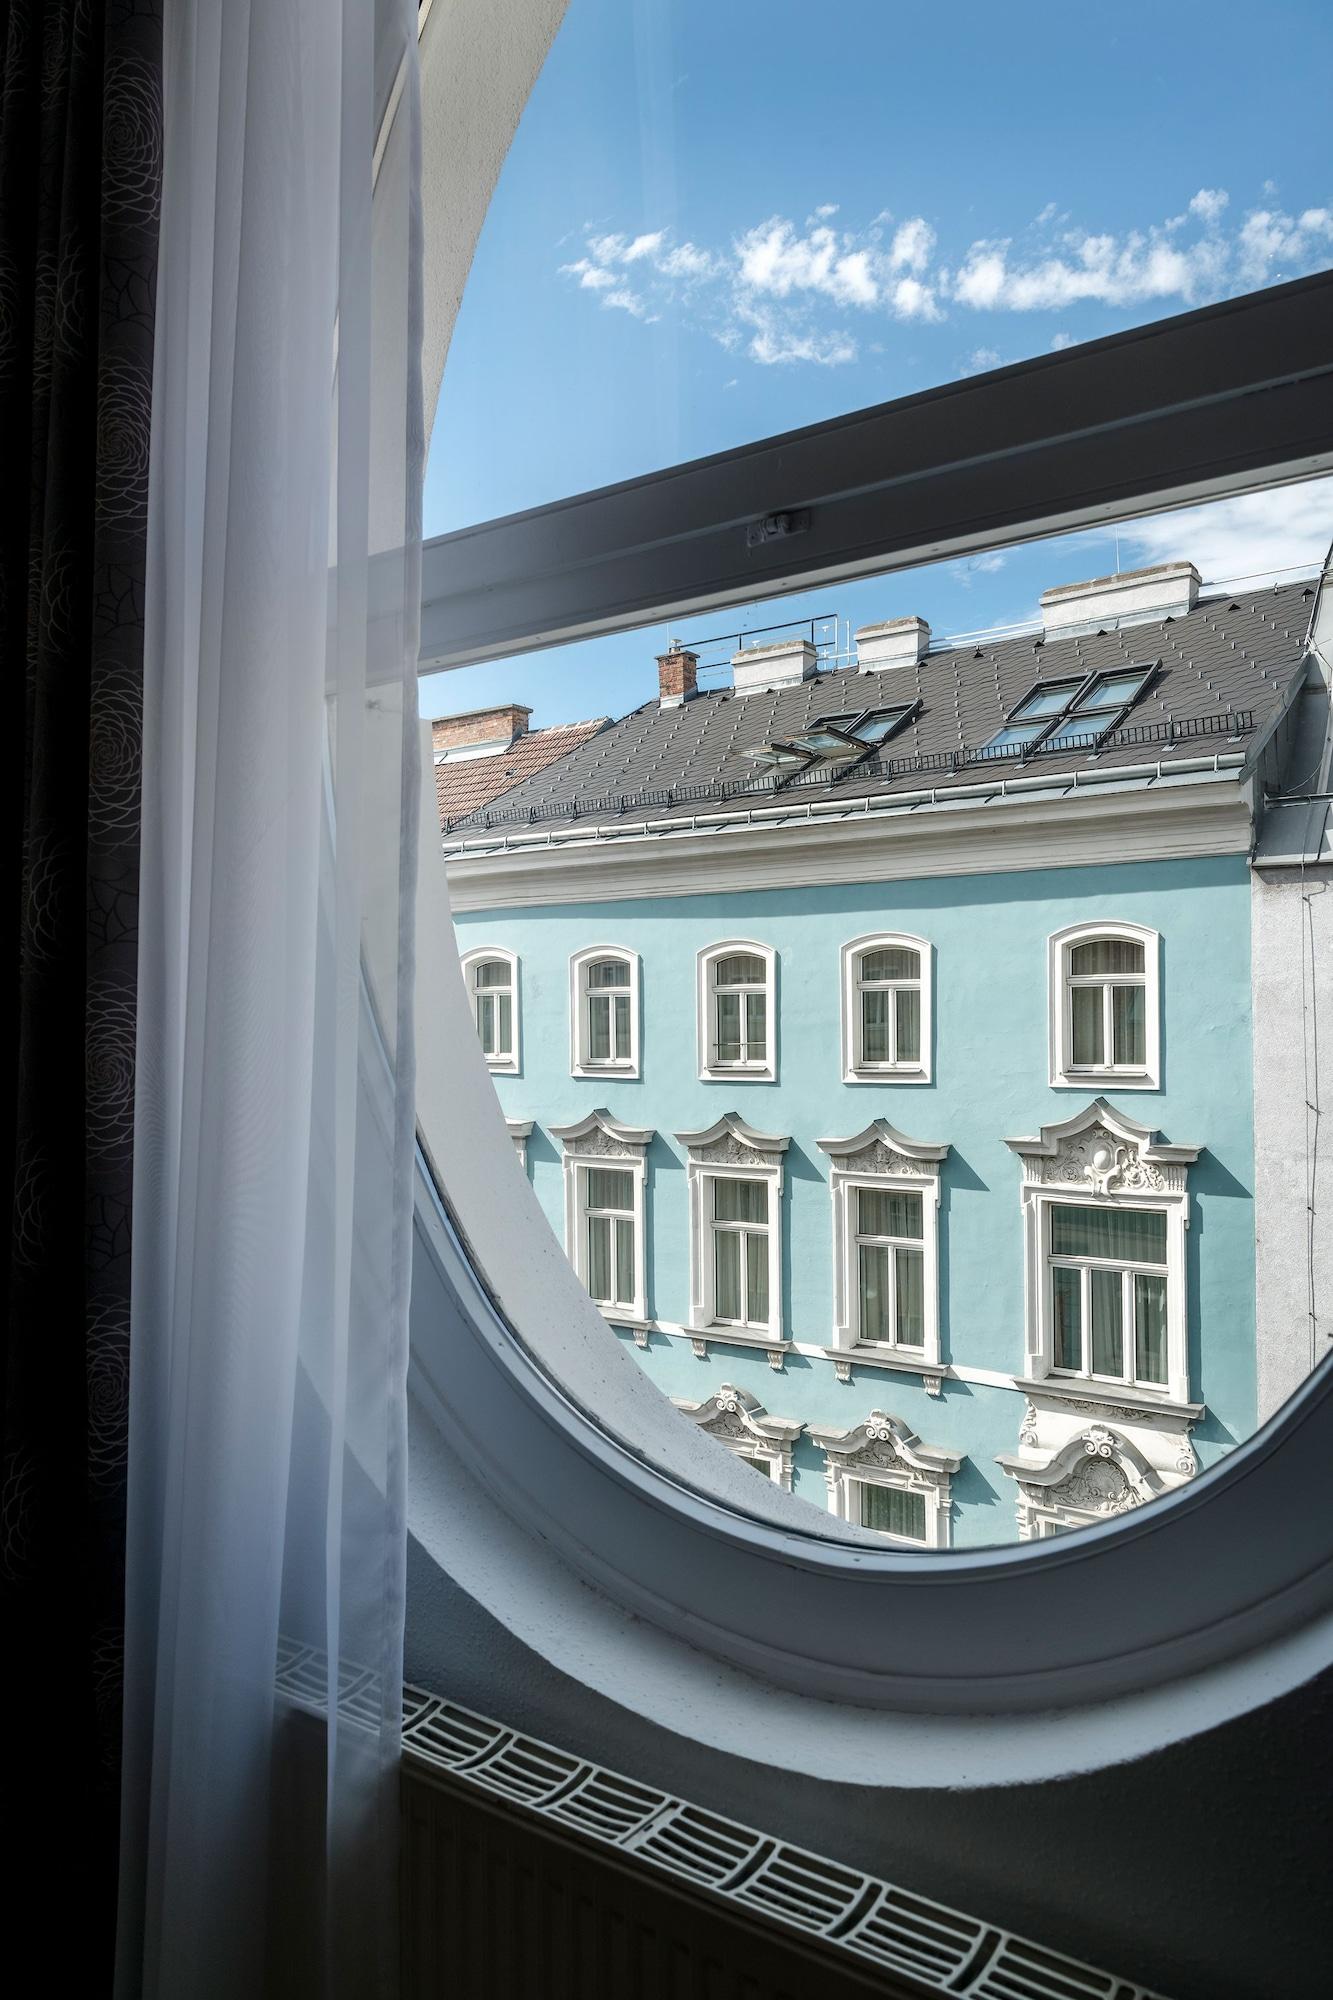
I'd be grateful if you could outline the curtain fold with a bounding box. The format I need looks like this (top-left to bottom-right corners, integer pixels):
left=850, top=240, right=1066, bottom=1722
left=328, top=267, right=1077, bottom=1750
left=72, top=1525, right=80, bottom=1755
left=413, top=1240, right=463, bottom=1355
left=118, top=1, right=422, bottom=1992
left=1, top=2, right=162, bottom=1988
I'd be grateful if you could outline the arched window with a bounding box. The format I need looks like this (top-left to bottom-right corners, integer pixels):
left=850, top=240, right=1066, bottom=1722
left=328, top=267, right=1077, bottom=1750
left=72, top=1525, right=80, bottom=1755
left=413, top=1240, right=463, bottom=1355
left=460, top=946, right=519, bottom=1072
left=841, top=934, right=931, bottom=1083
left=570, top=947, right=640, bottom=1077
left=1049, top=921, right=1160, bottom=1088
left=697, top=942, right=776, bottom=1082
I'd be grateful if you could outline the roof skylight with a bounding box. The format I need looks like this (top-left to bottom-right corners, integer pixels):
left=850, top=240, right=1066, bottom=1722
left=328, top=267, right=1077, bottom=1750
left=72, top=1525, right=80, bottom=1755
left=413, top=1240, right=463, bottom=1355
left=739, top=704, right=916, bottom=778
left=983, top=665, right=1157, bottom=758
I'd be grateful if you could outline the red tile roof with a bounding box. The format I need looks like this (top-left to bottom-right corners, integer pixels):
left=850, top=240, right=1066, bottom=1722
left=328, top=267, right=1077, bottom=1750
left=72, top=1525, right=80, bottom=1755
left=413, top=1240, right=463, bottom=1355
left=434, top=715, right=611, bottom=830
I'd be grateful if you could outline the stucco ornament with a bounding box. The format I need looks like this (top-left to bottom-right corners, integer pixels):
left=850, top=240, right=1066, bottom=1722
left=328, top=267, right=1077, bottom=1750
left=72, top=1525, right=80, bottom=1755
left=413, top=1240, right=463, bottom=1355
left=1082, top=1424, right=1118, bottom=1459
left=1038, top=1122, right=1172, bottom=1194
left=696, top=1131, right=778, bottom=1167
left=839, top=1138, right=935, bottom=1179
left=573, top=1126, right=641, bottom=1161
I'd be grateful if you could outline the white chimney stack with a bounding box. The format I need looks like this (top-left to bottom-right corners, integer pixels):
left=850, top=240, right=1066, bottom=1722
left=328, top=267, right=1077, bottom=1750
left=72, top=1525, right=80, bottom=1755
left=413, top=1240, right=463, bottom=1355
left=1041, top=562, right=1200, bottom=640
left=855, top=616, right=931, bottom=673
left=730, top=637, right=818, bottom=697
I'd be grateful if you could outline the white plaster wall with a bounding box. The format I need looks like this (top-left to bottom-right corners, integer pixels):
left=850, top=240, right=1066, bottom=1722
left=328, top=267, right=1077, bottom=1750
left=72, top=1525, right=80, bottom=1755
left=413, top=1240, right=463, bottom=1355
left=1252, top=861, right=1333, bottom=1419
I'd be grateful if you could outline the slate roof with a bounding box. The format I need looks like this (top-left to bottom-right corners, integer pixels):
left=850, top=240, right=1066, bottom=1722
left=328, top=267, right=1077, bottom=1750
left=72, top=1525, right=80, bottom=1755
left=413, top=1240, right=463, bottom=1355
left=434, top=715, right=610, bottom=829
left=440, top=581, right=1316, bottom=842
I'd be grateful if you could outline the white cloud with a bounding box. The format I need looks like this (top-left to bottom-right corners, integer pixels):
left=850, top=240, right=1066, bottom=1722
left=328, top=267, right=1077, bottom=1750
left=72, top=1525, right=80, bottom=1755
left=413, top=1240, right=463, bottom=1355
left=961, top=346, right=1002, bottom=375
left=1112, top=479, right=1333, bottom=585
left=1049, top=330, right=1076, bottom=350
left=1235, top=206, right=1333, bottom=286
left=889, top=217, right=935, bottom=272
left=1189, top=187, right=1229, bottom=227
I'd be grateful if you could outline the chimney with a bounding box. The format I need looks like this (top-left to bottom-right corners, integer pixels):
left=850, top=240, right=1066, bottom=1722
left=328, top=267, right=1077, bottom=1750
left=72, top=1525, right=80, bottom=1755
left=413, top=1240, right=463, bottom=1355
left=730, top=637, right=818, bottom=697
left=1041, top=561, right=1200, bottom=639
left=432, top=703, right=531, bottom=760
left=855, top=616, right=931, bottom=673
left=657, top=646, right=699, bottom=708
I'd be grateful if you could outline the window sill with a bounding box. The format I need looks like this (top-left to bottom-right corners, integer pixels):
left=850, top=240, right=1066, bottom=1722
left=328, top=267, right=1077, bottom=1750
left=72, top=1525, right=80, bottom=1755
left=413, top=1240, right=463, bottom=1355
left=700, top=1066, right=776, bottom=1085
left=843, top=1067, right=930, bottom=1086
left=830, top=1344, right=944, bottom=1393
left=571, top=1062, right=640, bottom=1081
left=1015, top=1374, right=1204, bottom=1423
left=1050, top=1070, right=1158, bottom=1092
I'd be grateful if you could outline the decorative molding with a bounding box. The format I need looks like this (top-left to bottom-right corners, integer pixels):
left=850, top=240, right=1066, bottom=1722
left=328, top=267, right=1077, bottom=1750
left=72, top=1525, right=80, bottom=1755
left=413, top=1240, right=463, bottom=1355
left=998, top=1404, right=1200, bottom=1540
left=677, top=1118, right=788, bottom=1341
left=673, top=1384, right=802, bottom=1489
left=1005, top=1096, right=1201, bottom=1192
left=809, top=1409, right=961, bottom=1548
left=505, top=1118, right=534, bottom=1170
left=675, top=1112, right=791, bottom=1160
left=551, top=1108, right=654, bottom=1154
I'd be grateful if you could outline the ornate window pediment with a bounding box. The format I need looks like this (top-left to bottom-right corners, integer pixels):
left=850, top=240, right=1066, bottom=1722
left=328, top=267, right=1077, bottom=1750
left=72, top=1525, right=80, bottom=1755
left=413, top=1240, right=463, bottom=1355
left=675, top=1112, right=790, bottom=1167
left=809, top=1409, right=961, bottom=1548
left=673, top=1384, right=802, bottom=1488
left=551, top=1111, right=654, bottom=1324
left=1005, top=1097, right=1199, bottom=1196
left=997, top=1418, right=1188, bottom=1540
left=552, top=1108, right=654, bottom=1160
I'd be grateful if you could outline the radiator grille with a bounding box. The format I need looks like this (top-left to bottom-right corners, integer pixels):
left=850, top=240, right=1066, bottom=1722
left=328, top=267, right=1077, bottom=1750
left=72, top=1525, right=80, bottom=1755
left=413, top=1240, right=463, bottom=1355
left=276, top=1652, right=1172, bottom=2000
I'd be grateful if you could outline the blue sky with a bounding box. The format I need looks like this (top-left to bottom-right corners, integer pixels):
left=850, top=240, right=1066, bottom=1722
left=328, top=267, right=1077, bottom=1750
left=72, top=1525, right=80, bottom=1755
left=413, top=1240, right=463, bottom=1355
left=423, top=0, right=1333, bottom=726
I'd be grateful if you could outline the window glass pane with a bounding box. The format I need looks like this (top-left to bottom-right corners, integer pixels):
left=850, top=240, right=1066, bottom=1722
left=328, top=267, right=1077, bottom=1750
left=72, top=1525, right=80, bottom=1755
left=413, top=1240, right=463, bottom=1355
left=613, top=991, right=631, bottom=1056
left=1042, top=714, right=1106, bottom=749
left=984, top=722, right=1046, bottom=753
left=745, top=991, right=767, bottom=1062
left=715, top=990, right=741, bottom=1061
left=588, top=995, right=610, bottom=1061
left=860, top=946, right=918, bottom=981
left=587, top=1168, right=633, bottom=1211
left=857, top=1188, right=922, bottom=1240
left=1090, top=1267, right=1124, bottom=1376
left=1051, top=1204, right=1167, bottom=1263
left=474, top=959, right=510, bottom=988
left=587, top=957, right=630, bottom=987
left=1135, top=1273, right=1168, bottom=1384
left=1010, top=681, right=1079, bottom=720
left=715, top=953, right=763, bottom=985
left=477, top=993, right=495, bottom=1054
left=848, top=709, right=907, bottom=744
left=745, top=1231, right=769, bottom=1324
left=714, top=1177, right=768, bottom=1225
left=1074, top=670, right=1151, bottom=711
left=1053, top=1265, right=1082, bottom=1370
left=895, top=986, right=921, bottom=1064
left=858, top=1243, right=889, bottom=1341
left=614, top=1218, right=635, bottom=1305
left=1070, top=937, right=1145, bottom=976
left=860, top=988, right=890, bottom=1063
left=496, top=993, right=512, bottom=1054
left=588, top=1215, right=611, bottom=1302
left=860, top=1484, right=926, bottom=1542
left=713, top=1229, right=740, bottom=1320
left=894, top=1247, right=925, bottom=1347
left=1112, top=982, right=1146, bottom=1065
left=738, top=1454, right=771, bottom=1475
left=1070, top=983, right=1103, bottom=1065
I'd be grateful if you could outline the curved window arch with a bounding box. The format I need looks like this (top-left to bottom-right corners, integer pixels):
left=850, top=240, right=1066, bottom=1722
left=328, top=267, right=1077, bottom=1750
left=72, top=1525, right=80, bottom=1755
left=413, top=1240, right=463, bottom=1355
left=1049, top=920, right=1160, bottom=1089
left=460, top=945, right=520, bottom=1073
left=841, top=933, right=932, bottom=1083
left=570, top=945, right=641, bottom=1078
left=697, top=941, right=777, bottom=1082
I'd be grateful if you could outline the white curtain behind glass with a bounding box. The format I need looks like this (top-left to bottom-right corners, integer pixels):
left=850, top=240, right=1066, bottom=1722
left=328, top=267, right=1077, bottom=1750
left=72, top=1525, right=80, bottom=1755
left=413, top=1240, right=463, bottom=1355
left=119, top=1, right=422, bottom=1993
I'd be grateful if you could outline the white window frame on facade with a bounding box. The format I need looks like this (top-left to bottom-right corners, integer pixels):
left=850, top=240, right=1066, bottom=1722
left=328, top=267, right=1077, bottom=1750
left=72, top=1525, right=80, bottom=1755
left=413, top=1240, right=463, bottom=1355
left=675, top=1114, right=789, bottom=1347
left=817, top=1121, right=948, bottom=1380
left=808, top=1411, right=960, bottom=1549
left=1005, top=1098, right=1201, bottom=1410
left=505, top=1119, right=533, bottom=1170
left=459, top=944, right=520, bottom=1074
left=672, top=1385, right=803, bottom=1490
left=697, top=940, right=777, bottom=1083
left=550, top=1110, right=654, bottom=1326
left=1048, top=920, right=1160, bottom=1090
left=840, top=933, right=932, bottom=1084
left=569, top=944, right=641, bottom=1079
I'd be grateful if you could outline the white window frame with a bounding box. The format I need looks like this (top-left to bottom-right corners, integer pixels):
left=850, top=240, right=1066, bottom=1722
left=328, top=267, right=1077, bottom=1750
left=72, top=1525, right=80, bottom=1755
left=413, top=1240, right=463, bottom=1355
left=811, top=1412, right=959, bottom=1550
left=671, top=1386, right=802, bottom=1490
left=840, top=932, right=932, bottom=1084
left=1006, top=1099, right=1200, bottom=1408
left=676, top=1116, right=789, bottom=1341
left=551, top=1111, right=653, bottom=1326
left=697, top=941, right=777, bottom=1083
left=570, top=945, right=641, bottom=1079
left=1049, top=920, right=1160, bottom=1090
left=818, top=1121, right=947, bottom=1371
left=1045, top=1203, right=1170, bottom=1392
left=460, top=944, right=520, bottom=1074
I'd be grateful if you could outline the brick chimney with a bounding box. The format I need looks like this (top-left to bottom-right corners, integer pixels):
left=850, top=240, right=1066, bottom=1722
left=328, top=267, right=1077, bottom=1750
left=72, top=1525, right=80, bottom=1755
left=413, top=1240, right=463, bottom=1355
left=657, top=646, right=699, bottom=708
left=432, top=704, right=531, bottom=758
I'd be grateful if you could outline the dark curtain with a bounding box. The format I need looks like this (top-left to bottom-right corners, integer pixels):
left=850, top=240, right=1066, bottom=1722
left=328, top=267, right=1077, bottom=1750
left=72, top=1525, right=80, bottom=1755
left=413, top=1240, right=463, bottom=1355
left=0, top=1, right=160, bottom=1987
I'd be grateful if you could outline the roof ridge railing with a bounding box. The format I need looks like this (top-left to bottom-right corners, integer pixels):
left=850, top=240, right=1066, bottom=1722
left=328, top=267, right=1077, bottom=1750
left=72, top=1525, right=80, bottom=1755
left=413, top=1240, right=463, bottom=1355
left=441, top=709, right=1254, bottom=834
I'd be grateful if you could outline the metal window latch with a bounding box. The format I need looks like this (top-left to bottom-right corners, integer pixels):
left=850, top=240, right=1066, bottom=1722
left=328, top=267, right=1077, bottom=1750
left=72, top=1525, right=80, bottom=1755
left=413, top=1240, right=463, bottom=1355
left=746, top=508, right=810, bottom=549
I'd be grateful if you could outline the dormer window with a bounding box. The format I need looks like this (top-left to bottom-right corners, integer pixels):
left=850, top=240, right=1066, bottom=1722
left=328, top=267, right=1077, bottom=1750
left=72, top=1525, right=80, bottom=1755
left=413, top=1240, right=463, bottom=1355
left=985, top=665, right=1156, bottom=757
left=570, top=947, right=640, bottom=1078
left=841, top=934, right=931, bottom=1083
left=460, top=947, right=519, bottom=1073
left=698, top=942, right=776, bottom=1081
left=1050, top=922, right=1160, bottom=1089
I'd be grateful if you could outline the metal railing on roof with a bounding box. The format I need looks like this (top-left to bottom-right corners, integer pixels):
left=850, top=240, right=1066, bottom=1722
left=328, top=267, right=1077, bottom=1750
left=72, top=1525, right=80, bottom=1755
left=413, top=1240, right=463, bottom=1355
left=441, top=708, right=1254, bottom=835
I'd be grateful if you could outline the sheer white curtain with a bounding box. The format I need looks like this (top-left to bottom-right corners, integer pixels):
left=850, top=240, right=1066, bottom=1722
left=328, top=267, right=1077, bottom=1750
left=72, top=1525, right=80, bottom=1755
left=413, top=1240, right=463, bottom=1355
left=119, top=1, right=422, bottom=1993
